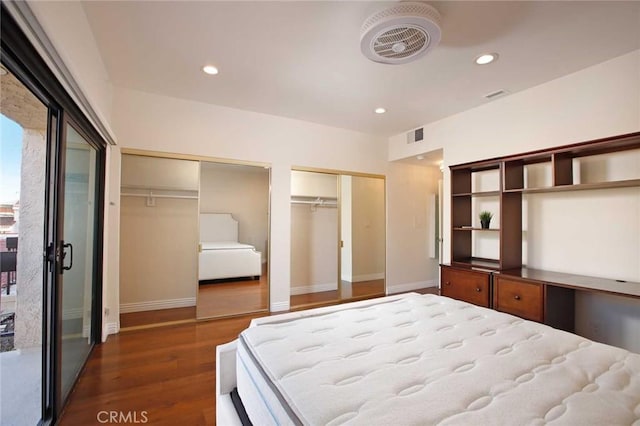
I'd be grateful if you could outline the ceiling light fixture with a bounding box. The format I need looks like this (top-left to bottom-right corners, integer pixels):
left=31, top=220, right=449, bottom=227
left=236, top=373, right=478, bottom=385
left=416, top=155, right=425, bottom=160
left=475, top=53, right=498, bottom=65
left=375, top=107, right=386, bottom=114
left=202, top=65, right=219, bottom=75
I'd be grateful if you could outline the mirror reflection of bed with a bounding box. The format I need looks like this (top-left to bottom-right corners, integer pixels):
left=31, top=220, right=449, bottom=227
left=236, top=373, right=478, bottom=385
left=290, top=170, right=385, bottom=309
left=196, top=162, right=270, bottom=319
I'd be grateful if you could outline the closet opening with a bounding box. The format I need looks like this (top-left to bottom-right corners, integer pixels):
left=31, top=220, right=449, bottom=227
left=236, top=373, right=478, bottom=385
left=118, top=152, right=270, bottom=328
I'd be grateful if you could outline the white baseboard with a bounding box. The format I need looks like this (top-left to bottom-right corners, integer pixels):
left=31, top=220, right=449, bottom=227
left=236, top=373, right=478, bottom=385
left=352, top=272, right=385, bottom=282
left=387, top=280, right=438, bottom=295
left=106, top=321, right=119, bottom=334
left=62, top=307, right=83, bottom=320
left=290, top=282, right=337, bottom=296
left=103, top=321, right=119, bottom=341
left=270, top=301, right=289, bottom=312
left=120, top=297, right=196, bottom=314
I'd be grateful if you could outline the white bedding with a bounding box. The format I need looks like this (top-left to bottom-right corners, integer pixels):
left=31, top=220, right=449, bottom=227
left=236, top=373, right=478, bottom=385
left=236, top=293, right=640, bottom=425
left=198, top=213, right=262, bottom=281
left=201, top=241, right=256, bottom=251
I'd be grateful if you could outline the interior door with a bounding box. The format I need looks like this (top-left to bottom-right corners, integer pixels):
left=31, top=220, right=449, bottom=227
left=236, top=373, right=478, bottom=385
left=57, top=122, right=99, bottom=402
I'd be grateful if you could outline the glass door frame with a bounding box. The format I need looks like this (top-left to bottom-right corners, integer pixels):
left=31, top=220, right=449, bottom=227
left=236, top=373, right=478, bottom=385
left=1, top=4, right=108, bottom=423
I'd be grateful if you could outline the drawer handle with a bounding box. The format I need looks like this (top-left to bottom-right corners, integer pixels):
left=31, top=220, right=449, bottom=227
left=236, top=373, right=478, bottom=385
left=475, top=287, right=482, bottom=292
left=514, top=295, right=521, bottom=300
left=445, top=281, right=451, bottom=286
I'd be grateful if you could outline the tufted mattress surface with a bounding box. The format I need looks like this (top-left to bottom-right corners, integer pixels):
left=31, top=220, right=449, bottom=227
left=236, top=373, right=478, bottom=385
left=237, top=293, right=640, bottom=425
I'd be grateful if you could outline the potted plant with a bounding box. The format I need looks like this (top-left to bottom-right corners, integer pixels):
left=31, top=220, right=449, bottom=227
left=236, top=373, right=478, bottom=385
left=479, top=211, right=493, bottom=229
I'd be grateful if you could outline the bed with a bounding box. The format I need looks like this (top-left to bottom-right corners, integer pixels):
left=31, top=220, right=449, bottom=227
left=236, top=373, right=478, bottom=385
left=217, top=293, right=640, bottom=425
left=199, top=213, right=262, bottom=282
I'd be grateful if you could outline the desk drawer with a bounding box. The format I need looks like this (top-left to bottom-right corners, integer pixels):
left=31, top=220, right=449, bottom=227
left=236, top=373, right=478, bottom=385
left=441, top=266, right=490, bottom=308
left=494, top=277, right=543, bottom=322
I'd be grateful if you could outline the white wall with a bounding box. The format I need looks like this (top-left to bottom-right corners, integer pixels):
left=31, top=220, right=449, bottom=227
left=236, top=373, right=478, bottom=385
left=389, top=50, right=640, bottom=351
left=102, top=145, right=120, bottom=339
left=340, top=176, right=353, bottom=282
left=386, top=162, right=441, bottom=294
left=199, top=163, right=269, bottom=257
left=26, top=1, right=115, bottom=142
left=112, top=87, right=387, bottom=312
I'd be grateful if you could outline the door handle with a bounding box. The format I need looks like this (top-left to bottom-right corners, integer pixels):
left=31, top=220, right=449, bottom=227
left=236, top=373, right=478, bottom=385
left=62, top=241, right=73, bottom=272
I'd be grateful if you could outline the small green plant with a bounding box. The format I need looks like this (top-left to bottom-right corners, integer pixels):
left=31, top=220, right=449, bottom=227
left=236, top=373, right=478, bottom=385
left=479, top=211, right=493, bottom=228
left=479, top=211, right=493, bottom=222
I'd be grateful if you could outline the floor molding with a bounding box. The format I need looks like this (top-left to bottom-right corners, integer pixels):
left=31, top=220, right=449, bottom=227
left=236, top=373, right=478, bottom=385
left=290, top=282, right=337, bottom=296
left=120, top=297, right=196, bottom=314
left=387, top=280, right=438, bottom=295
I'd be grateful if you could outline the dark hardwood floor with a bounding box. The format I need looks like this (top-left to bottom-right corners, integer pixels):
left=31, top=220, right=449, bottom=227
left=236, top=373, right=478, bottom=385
left=290, top=279, right=385, bottom=309
left=59, top=314, right=265, bottom=425
left=120, top=307, right=196, bottom=329
left=197, top=266, right=268, bottom=319
left=62, top=286, right=439, bottom=425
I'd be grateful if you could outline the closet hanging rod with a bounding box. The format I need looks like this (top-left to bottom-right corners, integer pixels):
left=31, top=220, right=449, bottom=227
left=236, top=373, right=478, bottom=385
left=121, top=192, right=198, bottom=200
left=290, top=200, right=337, bottom=207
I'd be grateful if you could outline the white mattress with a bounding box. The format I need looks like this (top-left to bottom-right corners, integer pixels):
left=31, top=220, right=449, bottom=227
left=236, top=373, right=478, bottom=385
left=201, top=241, right=256, bottom=251
left=237, top=293, right=640, bottom=425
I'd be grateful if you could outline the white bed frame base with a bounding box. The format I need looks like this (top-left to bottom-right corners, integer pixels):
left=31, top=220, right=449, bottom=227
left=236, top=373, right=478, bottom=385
left=199, top=213, right=262, bottom=281
left=217, top=341, right=242, bottom=425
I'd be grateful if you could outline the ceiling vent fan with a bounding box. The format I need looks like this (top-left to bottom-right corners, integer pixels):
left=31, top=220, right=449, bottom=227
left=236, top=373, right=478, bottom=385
left=360, top=2, right=442, bottom=65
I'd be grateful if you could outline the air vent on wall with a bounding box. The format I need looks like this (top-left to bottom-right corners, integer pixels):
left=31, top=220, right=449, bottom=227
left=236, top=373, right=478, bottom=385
left=361, top=2, right=442, bottom=65
left=407, top=127, right=424, bottom=144
left=485, top=89, right=509, bottom=100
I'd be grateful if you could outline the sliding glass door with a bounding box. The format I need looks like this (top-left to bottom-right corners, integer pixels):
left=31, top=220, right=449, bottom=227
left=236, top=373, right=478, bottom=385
left=59, top=123, right=99, bottom=402
left=1, top=5, right=107, bottom=422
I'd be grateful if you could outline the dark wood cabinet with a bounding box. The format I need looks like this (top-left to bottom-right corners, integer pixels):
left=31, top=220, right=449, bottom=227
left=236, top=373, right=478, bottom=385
left=494, top=276, right=543, bottom=322
left=441, top=265, right=491, bottom=308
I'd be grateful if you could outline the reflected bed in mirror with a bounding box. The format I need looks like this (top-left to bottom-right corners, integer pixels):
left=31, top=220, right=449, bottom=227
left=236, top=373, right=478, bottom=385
left=197, top=161, right=270, bottom=319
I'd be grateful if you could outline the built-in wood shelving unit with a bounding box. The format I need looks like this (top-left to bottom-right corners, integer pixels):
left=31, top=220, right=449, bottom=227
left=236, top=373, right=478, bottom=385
left=450, top=131, right=640, bottom=271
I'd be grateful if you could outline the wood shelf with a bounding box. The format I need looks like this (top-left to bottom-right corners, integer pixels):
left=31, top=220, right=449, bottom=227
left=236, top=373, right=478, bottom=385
left=452, top=190, right=501, bottom=197
left=451, top=257, right=501, bottom=270
left=503, top=178, right=640, bottom=194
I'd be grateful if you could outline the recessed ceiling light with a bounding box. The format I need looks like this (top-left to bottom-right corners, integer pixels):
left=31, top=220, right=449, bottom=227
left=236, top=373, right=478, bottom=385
left=416, top=155, right=425, bottom=160
left=475, top=53, right=498, bottom=65
left=375, top=107, right=386, bottom=114
left=202, top=65, right=219, bottom=75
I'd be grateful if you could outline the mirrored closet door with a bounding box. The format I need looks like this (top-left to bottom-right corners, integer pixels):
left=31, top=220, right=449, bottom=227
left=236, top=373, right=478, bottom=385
left=196, top=162, right=270, bottom=319
left=290, top=170, right=385, bottom=310
left=339, top=175, right=385, bottom=300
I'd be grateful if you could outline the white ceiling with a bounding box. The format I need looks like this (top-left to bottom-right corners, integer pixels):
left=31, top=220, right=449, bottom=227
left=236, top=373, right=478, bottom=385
left=82, top=1, right=640, bottom=137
